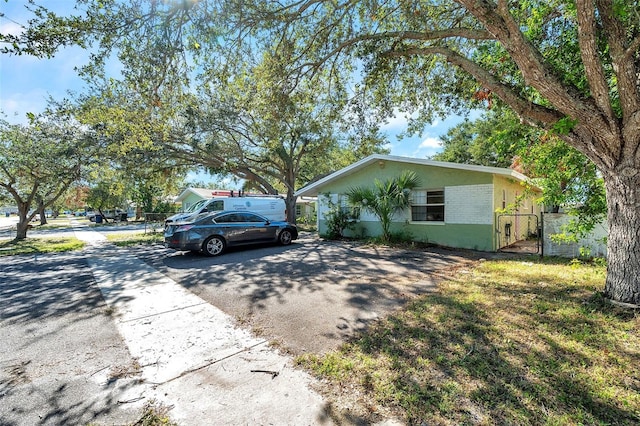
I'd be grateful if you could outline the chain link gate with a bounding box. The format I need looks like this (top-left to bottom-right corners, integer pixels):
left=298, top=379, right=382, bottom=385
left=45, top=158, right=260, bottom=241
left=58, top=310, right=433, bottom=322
left=496, top=214, right=541, bottom=254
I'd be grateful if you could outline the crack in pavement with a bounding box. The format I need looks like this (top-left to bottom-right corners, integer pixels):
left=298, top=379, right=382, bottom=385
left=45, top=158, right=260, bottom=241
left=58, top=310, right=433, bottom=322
left=73, top=226, right=333, bottom=425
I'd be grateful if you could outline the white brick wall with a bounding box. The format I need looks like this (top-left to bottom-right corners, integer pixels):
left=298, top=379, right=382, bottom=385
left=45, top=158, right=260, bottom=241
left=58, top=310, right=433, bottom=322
left=543, top=213, right=608, bottom=257
left=445, top=184, right=494, bottom=225
left=320, top=185, right=496, bottom=226
left=316, top=194, right=334, bottom=221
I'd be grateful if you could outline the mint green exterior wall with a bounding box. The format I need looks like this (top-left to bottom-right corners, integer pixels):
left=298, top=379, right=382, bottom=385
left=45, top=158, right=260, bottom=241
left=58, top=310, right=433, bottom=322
left=324, top=219, right=494, bottom=251
left=316, top=161, right=505, bottom=251
left=321, top=160, right=494, bottom=193
left=181, top=193, right=207, bottom=211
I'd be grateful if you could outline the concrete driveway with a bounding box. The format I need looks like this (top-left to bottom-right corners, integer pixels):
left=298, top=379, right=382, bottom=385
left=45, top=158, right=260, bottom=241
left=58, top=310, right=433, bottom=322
left=1, top=224, right=477, bottom=425
left=135, top=233, right=478, bottom=355
left=2, top=227, right=336, bottom=426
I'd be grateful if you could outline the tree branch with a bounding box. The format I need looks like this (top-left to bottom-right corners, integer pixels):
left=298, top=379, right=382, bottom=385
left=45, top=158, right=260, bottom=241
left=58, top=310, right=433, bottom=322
left=303, top=28, right=494, bottom=71
left=575, top=0, right=616, bottom=122
left=595, top=0, right=640, bottom=146
left=383, top=46, right=561, bottom=126
left=458, top=0, right=581, bottom=114
left=625, top=35, right=640, bottom=61
left=456, top=0, right=620, bottom=166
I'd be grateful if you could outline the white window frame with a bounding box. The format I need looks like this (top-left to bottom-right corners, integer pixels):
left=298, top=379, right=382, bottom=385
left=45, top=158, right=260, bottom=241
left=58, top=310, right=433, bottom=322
left=338, top=195, right=360, bottom=221
left=410, top=189, right=445, bottom=223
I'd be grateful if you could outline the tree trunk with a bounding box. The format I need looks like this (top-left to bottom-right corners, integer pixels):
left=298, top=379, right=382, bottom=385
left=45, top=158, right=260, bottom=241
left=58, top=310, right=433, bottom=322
left=603, top=173, right=640, bottom=305
left=285, top=187, right=297, bottom=224
left=15, top=205, right=30, bottom=240
left=98, top=208, right=109, bottom=223
left=38, top=202, right=48, bottom=226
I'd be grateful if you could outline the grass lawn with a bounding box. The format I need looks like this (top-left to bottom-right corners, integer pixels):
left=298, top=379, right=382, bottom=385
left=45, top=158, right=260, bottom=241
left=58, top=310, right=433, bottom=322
left=4, top=216, right=99, bottom=231
left=0, top=236, right=85, bottom=256
left=106, top=231, right=164, bottom=247
left=298, top=257, right=640, bottom=425
left=24, top=217, right=73, bottom=230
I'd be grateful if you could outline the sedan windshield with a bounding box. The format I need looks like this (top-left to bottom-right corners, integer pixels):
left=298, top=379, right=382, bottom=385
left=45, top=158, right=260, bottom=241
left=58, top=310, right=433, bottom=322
left=185, top=199, right=207, bottom=213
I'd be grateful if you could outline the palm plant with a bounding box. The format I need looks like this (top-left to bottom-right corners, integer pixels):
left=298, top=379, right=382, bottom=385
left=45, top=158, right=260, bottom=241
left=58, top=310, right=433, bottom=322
left=346, top=170, right=420, bottom=242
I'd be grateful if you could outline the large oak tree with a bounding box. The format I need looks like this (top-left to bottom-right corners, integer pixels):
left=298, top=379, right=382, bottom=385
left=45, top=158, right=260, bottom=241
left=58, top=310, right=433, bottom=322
left=0, top=115, right=97, bottom=239
left=175, top=46, right=387, bottom=222
left=259, top=0, right=640, bottom=306
left=3, top=0, right=639, bottom=305
left=2, top=1, right=385, bottom=224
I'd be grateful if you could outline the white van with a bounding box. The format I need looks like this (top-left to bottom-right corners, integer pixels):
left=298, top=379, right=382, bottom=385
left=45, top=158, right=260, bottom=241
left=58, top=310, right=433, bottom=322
left=165, top=196, right=287, bottom=225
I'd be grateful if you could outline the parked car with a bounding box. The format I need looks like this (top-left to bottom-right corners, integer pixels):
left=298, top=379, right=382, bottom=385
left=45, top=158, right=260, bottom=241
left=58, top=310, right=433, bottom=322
left=164, top=210, right=298, bottom=256
left=165, top=196, right=286, bottom=226
left=102, top=209, right=127, bottom=221
left=89, top=209, right=127, bottom=222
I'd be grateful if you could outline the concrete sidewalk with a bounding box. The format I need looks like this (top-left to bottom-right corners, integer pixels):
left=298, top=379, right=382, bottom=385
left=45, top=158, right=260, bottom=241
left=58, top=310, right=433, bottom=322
left=73, top=227, right=332, bottom=425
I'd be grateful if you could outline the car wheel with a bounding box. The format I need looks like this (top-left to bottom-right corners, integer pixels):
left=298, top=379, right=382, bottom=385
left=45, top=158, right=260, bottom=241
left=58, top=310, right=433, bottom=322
left=203, top=236, right=226, bottom=256
left=279, top=229, right=293, bottom=245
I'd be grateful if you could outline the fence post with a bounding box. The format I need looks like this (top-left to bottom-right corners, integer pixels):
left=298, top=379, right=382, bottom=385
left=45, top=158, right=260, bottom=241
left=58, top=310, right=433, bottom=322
left=540, top=211, right=544, bottom=258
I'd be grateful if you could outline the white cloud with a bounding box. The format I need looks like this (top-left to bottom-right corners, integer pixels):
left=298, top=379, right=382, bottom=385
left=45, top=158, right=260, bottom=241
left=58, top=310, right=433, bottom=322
left=0, top=90, right=50, bottom=123
left=0, top=21, right=24, bottom=37
left=380, top=114, right=408, bottom=131
left=418, top=137, right=441, bottom=149
left=411, top=136, right=443, bottom=158
left=379, top=108, right=418, bottom=131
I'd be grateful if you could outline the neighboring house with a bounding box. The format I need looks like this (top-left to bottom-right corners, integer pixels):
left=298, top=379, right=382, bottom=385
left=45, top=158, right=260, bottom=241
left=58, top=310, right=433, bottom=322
left=174, top=188, right=234, bottom=212
left=295, top=197, right=317, bottom=223
left=295, top=154, right=542, bottom=252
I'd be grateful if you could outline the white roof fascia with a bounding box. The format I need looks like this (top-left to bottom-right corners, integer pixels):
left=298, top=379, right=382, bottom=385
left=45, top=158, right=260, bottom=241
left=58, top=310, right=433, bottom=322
left=294, top=154, right=538, bottom=197
left=175, top=187, right=212, bottom=202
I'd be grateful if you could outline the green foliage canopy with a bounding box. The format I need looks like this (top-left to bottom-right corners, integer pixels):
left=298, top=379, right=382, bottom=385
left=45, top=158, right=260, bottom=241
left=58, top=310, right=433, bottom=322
left=0, top=113, right=98, bottom=239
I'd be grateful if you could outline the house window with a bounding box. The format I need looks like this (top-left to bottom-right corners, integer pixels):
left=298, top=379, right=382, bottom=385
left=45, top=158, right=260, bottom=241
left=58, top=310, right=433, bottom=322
left=339, top=195, right=360, bottom=220
left=411, top=189, right=445, bottom=222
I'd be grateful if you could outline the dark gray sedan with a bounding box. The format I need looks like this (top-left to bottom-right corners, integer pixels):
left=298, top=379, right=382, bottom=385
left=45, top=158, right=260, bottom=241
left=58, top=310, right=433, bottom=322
left=164, top=210, right=298, bottom=256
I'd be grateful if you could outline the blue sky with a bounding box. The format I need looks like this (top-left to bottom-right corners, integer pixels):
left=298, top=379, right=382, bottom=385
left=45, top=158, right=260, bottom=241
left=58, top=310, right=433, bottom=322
left=1, top=0, right=469, bottom=159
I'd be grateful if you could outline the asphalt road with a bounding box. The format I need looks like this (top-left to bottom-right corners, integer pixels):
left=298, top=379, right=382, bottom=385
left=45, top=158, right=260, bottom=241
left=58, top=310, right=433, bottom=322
left=0, top=251, right=141, bottom=426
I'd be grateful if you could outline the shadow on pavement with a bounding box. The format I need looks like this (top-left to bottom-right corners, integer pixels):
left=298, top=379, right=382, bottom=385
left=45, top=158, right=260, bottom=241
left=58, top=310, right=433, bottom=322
left=1, top=254, right=111, bottom=323
left=0, top=252, right=141, bottom=426
left=134, top=237, right=477, bottom=354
